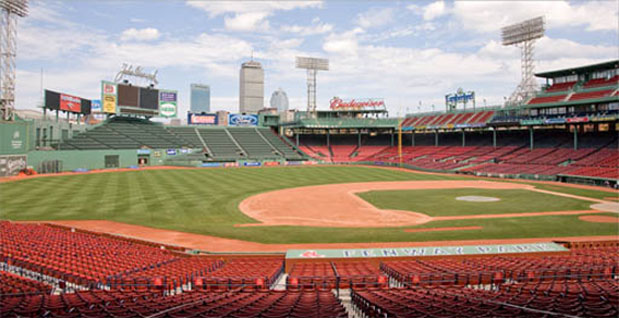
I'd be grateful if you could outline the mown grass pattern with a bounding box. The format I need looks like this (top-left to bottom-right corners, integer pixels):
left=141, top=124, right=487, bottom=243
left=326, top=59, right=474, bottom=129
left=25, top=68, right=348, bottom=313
left=0, top=166, right=615, bottom=244
left=357, top=188, right=593, bottom=216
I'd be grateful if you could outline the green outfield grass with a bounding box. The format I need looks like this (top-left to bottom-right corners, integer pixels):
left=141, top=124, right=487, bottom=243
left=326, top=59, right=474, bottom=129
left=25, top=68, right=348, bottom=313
left=0, top=165, right=615, bottom=244
left=357, top=188, right=593, bottom=216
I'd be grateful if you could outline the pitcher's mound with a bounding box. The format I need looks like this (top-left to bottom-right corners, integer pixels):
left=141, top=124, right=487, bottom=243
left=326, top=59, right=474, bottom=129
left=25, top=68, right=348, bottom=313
left=456, top=196, right=500, bottom=202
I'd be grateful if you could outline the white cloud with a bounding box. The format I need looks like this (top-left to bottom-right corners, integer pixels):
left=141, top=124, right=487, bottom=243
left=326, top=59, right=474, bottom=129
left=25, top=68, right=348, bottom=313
left=281, top=18, right=333, bottom=35
left=357, top=7, right=394, bottom=29
left=187, top=0, right=323, bottom=32
left=186, top=1, right=322, bottom=17
left=120, top=28, right=161, bottom=41
left=452, top=1, right=618, bottom=33
left=224, top=12, right=271, bottom=32
left=323, top=28, right=364, bottom=55
left=422, top=1, right=447, bottom=21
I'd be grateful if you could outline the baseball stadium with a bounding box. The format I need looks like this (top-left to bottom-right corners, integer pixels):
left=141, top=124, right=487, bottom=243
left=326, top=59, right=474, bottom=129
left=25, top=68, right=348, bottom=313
left=1, top=1, right=618, bottom=318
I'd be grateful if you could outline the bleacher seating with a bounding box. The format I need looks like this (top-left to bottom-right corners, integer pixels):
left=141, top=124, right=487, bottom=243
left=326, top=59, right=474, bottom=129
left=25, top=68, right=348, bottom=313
left=0, top=271, right=53, bottom=295
left=527, top=94, right=568, bottom=105
left=569, top=89, right=616, bottom=101
left=199, top=258, right=284, bottom=290
left=228, top=127, right=281, bottom=159
left=583, top=75, right=619, bottom=88
left=401, top=111, right=495, bottom=130
left=351, top=280, right=618, bottom=318
left=257, top=128, right=304, bottom=160
left=331, top=145, right=357, bottom=162
left=199, top=129, right=245, bottom=159
left=545, top=81, right=577, bottom=92
left=56, top=117, right=305, bottom=161
left=287, top=261, right=385, bottom=290
left=1, top=289, right=348, bottom=318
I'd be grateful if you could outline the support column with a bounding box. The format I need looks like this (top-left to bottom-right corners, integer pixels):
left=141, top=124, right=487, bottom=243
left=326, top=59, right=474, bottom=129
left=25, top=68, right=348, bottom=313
left=434, top=130, right=439, bottom=146
left=462, top=130, right=466, bottom=147
left=573, top=125, right=578, bottom=150
left=327, top=130, right=330, bottom=148
left=390, top=131, right=394, bottom=147
left=296, top=133, right=299, bottom=147
left=358, top=131, right=361, bottom=148
left=493, top=129, right=497, bottom=148
left=411, top=131, right=415, bottom=146
left=529, top=126, right=534, bottom=150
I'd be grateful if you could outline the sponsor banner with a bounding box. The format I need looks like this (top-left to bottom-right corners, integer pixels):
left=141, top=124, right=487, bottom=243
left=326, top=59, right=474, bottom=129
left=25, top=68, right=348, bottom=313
left=455, top=124, right=470, bottom=129
left=159, top=90, right=178, bottom=118
left=223, top=162, right=238, bottom=168
left=188, top=113, right=218, bottom=125
left=303, top=161, right=317, bottom=165
left=137, top=149, right=151, bottom=155
left=101, top=81, right=117, bottom=114
left=286, top=242, right=568, bottom=259
left=166, top=149, right=177, bottom=156
left=591, top=116, right=616, bottom=122
left=329, top=97, right=385, bottom=110
left=91, top=99, right=102, bottom=112
left=0, top=155, right=27, bottom=177
left=566, top=117, right=589, bottom=123
left=286, top=161, right=303, bottom=166
left=446, top=124, right=454, bottom=129
left=469, top=123, right=486, bottom=128
left=60, top=93, right=82, bottom=112
left=263, top=161, right=280, bottom=166
left=401, top=127, right=414, bottom=131
left=229, top=114, right=259, bottom=126
left=374, top=161, right=386, bottom=165
left=103, top=95, right=117, bottom=113
left=243, top=162, right=262, bottom=167
left=544, top=118, right=566, bottom=125
left=180, top=149, right=189, bottom=154
left=201, top=163, right=222, bottom=167
left=520, top=119, right=543, bottom=126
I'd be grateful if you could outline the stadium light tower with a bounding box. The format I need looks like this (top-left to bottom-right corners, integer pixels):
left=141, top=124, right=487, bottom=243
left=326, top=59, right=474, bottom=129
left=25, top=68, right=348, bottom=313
left=296, top=56, right=329, bottom=116
left=501, top=16, right=545, bottom=106
left=0, top=0, right=28, bottom=121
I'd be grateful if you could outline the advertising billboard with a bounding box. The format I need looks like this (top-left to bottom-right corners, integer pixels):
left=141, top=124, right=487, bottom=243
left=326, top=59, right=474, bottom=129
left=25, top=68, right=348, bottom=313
left=228, top=114, right=259, bottom=126
left=101, top=81, right=117, bottom=114
left=159, top=90, right=178, bottom=118
left=59, top=93, right=82, bottom=112
left=91, top=99, right=102, bottom=113
left=0, top=155, right=27, bottom=177
left=188, top=113, right=217, bottom=125
left=329, top=97, right=385, bottom=110
left=117, top=84, right=139, bottom=107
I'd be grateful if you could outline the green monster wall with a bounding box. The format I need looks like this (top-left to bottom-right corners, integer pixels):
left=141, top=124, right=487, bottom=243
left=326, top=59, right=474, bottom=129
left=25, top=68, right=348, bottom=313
left=26, top=148, right=184, bottom=172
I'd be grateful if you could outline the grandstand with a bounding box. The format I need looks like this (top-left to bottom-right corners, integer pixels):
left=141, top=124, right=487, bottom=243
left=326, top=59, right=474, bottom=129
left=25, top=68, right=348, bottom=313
left=53, top=117, right=305, bottom=162
left=282, top=60, right=618, bottom=186
left=1, top=221, right=617, bottom=318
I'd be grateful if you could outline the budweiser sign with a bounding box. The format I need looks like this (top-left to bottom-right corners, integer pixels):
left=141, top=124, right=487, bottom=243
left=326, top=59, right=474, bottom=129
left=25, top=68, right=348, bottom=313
left=329, top=97, right=385, bottom=109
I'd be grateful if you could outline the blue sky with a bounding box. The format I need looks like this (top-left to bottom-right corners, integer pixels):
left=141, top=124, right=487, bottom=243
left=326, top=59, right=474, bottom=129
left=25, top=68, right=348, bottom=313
left=15, top=0, right=618, bottom=118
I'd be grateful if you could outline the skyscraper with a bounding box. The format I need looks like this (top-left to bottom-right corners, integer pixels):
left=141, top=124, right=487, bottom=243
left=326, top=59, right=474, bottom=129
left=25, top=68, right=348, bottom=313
left=270, top=88, right=289, bottom=113
left=239, top=60, right=264, bottom=113
left=190, top=84, right=210, bottom=113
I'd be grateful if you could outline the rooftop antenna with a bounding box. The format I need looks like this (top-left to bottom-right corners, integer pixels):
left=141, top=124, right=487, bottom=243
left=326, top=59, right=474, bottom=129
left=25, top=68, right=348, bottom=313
left=501, top=16, right=545, bottom=106
left=1, top=0, right=29, bottom=121
left=296, top=56, right=329, bottom=118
